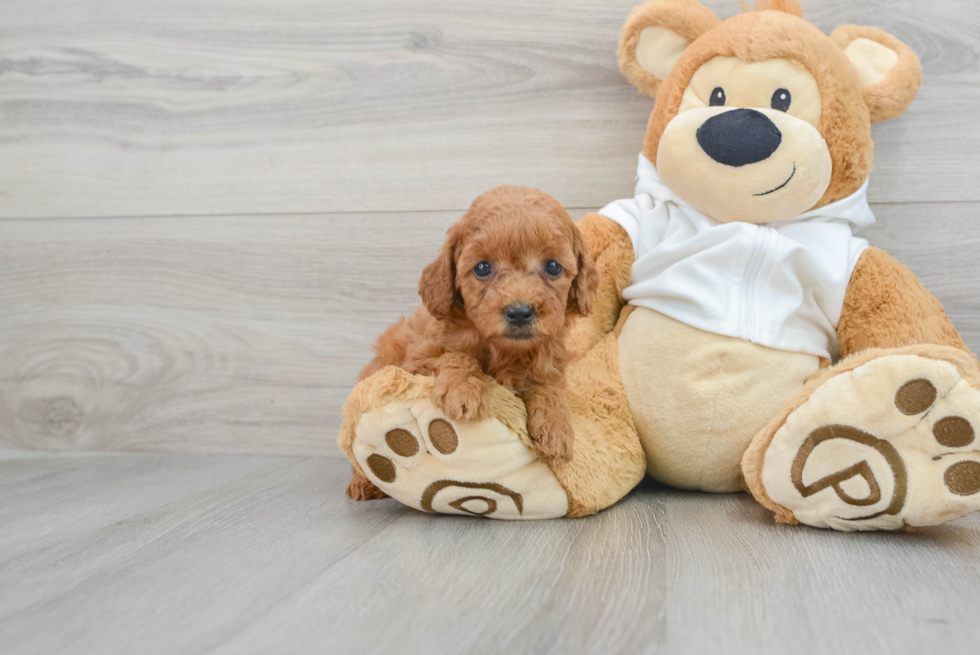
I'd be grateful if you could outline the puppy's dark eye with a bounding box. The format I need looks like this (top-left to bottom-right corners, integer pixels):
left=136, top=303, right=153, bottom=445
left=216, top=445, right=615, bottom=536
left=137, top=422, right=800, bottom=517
left=544, top=260, right=563, bottom=278
left=473, top=261, right=493, bottom=279
left=709, top=87, right=726, bottom=107
left=771, top=88, right=791, bottom=112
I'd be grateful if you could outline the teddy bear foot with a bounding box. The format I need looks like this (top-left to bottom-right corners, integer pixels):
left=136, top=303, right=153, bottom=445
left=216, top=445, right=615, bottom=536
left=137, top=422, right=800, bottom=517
left=339, top=367, right=569, bottom=519
left=747, top=347, right=980, bottom=531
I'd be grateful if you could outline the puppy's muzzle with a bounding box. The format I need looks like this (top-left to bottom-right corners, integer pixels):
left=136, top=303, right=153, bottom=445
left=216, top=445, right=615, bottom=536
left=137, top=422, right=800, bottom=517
left=504, top=303, right=535, bottom=328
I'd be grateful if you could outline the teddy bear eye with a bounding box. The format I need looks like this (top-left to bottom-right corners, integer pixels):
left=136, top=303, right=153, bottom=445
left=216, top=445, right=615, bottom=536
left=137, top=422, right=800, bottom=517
left=709, top=87, right=726, bottom=107
left=473, top=261, right=493, bottom=279
left=771, top=88, right=791, bottom=112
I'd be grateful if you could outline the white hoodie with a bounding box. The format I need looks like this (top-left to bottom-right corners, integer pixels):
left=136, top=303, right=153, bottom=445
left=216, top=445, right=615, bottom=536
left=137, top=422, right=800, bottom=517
left=599, top=154, right=876, bottom=360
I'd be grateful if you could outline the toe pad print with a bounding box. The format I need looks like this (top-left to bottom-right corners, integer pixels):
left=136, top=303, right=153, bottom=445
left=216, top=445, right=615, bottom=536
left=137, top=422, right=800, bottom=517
left=933, top=416, right=975, bottom=448
left=367, top=454, right=397, bottom=483
left=945, top=462, right=980, bottom=496
left=351, top=399, right=568, bottom=520
left=763, top=355, right=980, bottom=530
left=895, top=378, right=938, bottom=415
left=427, top=419, right=458, bottom=454
left=385, top=429, right=419, bottom=457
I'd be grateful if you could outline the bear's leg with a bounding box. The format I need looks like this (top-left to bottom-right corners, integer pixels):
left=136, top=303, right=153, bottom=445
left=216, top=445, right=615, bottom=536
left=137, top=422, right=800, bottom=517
left=560, top=330, right=648, bottom=516
left=744, top=249, right=980, bottom=530
left=743, top=346, right=980, bottom=531
left=338, top=366, right=568, bottom=519
left=338, top=331, right=646, bottom=519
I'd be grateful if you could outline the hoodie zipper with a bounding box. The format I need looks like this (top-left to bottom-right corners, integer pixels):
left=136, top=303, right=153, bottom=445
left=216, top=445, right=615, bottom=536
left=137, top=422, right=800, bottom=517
left=738, top=226, right=772, bottom=342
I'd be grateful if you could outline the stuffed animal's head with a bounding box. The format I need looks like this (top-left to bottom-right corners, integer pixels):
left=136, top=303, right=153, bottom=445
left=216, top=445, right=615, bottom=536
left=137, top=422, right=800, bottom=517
left=618, top=0, right=921, bottom=223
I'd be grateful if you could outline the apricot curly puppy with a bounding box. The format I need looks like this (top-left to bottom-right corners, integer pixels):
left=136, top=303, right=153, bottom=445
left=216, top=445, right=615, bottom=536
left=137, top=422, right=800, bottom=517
left=346, top=186, right=599, bottom=500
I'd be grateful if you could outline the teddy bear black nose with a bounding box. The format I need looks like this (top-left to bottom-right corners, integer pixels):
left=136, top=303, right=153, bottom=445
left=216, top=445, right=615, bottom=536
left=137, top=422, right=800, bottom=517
left=696, top=108, right=782, bottom=167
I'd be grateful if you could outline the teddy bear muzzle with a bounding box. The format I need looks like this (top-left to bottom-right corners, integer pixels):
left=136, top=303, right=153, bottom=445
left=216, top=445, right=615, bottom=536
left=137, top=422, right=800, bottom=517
left=656, top=106, right=832, bottom=225
left=696, top=108, right=782, bottom=167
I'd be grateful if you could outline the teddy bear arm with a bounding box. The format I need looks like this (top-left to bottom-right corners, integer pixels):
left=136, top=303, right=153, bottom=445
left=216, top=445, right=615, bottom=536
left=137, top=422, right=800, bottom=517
left=568, top=212, right=635, bottom=356
left=838, top=247, right=972, bottom=358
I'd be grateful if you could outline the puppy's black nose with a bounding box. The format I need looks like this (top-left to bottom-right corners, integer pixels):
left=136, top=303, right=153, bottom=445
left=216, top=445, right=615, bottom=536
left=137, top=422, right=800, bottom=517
left=696, top=108, right=782, bottom=167
left=504, top=303, right=535, bottom=327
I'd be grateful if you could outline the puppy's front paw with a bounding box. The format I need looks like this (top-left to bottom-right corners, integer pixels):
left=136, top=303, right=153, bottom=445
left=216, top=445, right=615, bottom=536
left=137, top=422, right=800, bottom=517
left=433, top=374, right=490, bottom=422
left=527, top=410, right=574, bottom=466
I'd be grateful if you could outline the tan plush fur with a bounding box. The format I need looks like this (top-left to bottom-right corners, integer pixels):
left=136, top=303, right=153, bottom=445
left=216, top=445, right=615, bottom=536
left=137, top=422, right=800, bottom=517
left=618, top=0, right=721, bottom=97
left=559, top=331, right=648, bottom=516
left=839, top=248, right=971, bottom=358
left=360, top=186, right=597, bottom=469
left=566, top=213, right=634, bottom=358
left=743, top=0, right=802, bottom=16
left=831, top=25, right=922, bottom=123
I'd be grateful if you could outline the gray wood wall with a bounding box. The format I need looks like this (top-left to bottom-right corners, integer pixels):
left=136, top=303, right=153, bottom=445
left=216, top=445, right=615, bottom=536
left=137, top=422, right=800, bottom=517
left=1, top=0, right=978, bottom=456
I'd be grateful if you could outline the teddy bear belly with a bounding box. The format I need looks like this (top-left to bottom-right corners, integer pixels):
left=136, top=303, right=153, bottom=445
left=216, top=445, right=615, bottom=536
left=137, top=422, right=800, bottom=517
left=618, top=306, right=821, bottom=492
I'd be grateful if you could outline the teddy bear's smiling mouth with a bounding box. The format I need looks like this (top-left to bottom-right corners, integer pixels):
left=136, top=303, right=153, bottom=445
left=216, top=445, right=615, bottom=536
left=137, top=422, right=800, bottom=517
left=754, top=163, right=797, bottom=196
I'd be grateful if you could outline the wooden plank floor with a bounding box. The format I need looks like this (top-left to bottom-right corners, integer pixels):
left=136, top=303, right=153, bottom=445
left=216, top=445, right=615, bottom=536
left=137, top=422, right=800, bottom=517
left=2, top=451, right=979, bottom=655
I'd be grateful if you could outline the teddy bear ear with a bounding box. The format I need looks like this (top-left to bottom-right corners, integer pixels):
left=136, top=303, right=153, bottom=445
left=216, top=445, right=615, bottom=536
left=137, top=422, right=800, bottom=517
left=618, top=0, right=721, bottom=97
left=831, top=25, right=923, bottom=123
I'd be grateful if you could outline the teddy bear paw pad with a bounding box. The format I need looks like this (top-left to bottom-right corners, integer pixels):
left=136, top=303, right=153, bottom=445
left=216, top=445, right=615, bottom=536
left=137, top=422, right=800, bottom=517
left=351, top=398, right=568, bottom=519
left=762, top=354, right=980, bottom=531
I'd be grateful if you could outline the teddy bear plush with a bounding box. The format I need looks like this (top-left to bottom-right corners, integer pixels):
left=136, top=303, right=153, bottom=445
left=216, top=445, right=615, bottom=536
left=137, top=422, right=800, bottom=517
left=338, top=0, right=980, bottom=531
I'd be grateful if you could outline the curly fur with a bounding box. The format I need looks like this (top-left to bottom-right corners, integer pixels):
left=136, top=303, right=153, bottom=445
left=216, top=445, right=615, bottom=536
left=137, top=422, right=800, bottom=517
left=348, top=186, right=599, bottom=499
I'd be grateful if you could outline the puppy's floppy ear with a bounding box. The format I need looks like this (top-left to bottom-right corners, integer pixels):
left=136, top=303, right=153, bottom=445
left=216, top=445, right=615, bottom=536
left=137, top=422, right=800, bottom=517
left=419, top=225, right=462, bottom=319
left=618, top=0, right=720, bottom=97
left=831, top=25, right=922, bottom=123
left=567, top=227, right=599, bottom=317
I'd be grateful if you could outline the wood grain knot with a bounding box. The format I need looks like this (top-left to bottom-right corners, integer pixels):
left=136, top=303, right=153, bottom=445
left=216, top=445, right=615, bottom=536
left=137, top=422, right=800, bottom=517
left=41, top=396, right=84, bottom=435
